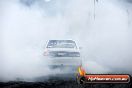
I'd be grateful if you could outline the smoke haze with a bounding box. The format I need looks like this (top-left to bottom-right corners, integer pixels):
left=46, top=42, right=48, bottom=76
left=0, top=0, right=132, bottom=81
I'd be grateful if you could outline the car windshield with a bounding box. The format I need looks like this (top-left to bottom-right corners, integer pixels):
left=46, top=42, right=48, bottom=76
left=47, top=40, right=77, bottom=48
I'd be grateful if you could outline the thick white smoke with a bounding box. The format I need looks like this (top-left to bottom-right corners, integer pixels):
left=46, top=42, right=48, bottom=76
left=0, top=0, right=132, bottom=81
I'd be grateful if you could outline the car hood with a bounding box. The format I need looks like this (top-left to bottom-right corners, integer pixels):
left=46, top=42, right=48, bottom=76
left=47, top=48, right=80, bottom=52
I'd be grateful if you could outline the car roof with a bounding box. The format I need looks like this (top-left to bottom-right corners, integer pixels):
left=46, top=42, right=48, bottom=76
left=48, top=40, right=75, bottom=42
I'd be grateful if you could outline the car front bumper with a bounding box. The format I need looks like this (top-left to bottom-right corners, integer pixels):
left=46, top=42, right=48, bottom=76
left=45, top=56, right=82, bottom=66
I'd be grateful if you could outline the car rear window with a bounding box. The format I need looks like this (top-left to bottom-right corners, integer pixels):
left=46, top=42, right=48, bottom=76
left=47, top=40, right=77, bottom=48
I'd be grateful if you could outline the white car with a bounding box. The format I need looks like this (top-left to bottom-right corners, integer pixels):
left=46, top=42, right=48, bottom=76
left=43, top=40, right=82, bottom=71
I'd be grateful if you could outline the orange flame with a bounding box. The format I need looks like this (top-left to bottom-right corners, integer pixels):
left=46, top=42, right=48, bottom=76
left=78, top=66, right=86, bottom=76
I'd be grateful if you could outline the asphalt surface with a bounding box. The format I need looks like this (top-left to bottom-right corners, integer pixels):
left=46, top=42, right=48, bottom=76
left=0, top=77, right=131, bottom=88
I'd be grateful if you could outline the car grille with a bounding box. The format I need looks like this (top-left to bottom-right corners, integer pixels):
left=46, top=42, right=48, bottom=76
left=49, top=51, right=80, bottom=57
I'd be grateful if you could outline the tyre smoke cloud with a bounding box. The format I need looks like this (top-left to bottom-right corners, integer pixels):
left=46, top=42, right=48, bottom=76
left=0, top=0, right=132, bottom=81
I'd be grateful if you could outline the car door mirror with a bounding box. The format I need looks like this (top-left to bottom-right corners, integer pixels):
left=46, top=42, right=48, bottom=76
left=79, top=47, right=82, bottom=50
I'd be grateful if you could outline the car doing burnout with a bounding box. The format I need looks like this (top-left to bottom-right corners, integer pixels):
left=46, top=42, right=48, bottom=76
left=43, top=40, right=82, bottom=72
